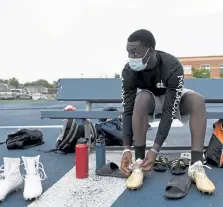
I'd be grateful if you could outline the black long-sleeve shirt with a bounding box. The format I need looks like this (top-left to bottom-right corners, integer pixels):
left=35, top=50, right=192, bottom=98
left=121, top=50, right=184, bottom=146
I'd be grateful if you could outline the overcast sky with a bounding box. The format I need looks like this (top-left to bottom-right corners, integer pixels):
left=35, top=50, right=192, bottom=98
left=0, top=0, right=223, bottom=83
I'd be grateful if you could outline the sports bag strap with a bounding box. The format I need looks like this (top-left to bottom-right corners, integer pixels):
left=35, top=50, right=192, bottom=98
left=37, top=149, right=67, bottom=154
left=0, top=141, right=5, bottom=145
left=60, top=122, right=79, bottom=151
left=203, top=149, right=207, bottom=159
left=39, top=119, right=78, bottom=154
left=58, top=120, right=77, bottom=149
left=22, top=141, right=44, bottom=149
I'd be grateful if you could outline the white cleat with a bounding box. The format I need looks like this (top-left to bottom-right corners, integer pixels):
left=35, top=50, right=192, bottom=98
left=0, top=157, right=23, bottom=202
left=22, top=155, right=47, bottom=200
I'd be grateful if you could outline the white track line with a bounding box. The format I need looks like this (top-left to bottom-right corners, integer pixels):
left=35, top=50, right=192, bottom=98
left=0, top=120, right=183, bottom=129
left=150, top=119, right=183, bottom=127
left=0, top=125, right=62, bottom=129
left=28, top=151, right=127, bottom=207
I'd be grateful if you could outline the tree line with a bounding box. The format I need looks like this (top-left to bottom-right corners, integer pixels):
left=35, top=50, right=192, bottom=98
left=1, top=69, right=214, bottom=89
left=0, top=76, right=122, bottom=89
left=115, top=69, right=223, bottom=79
left=0, top=78, right=56, bottom=88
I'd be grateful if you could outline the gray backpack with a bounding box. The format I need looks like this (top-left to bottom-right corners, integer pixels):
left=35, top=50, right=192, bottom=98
left=40, top=119, right=97, bottom=154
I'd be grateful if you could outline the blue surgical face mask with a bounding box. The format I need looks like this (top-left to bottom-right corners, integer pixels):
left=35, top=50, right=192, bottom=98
left=128, top=48, right=151, bottom=71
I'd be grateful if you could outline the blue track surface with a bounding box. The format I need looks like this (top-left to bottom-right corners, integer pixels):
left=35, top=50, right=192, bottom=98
left=0, top=101, right=73, bottom=206
left=112, top=167, right=222, bottom=207
left=0, top=100, right=222, bottom=207
left=0, top=128, right=74, bottom=207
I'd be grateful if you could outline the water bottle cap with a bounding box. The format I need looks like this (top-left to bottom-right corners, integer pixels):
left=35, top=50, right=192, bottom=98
left=77, top=138, right=88, bottom=144
left=96, top=136, right=105, bottom=143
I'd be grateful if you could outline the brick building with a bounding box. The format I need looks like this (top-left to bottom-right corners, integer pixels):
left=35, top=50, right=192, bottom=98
left=178, top=56, right=223, bottom=78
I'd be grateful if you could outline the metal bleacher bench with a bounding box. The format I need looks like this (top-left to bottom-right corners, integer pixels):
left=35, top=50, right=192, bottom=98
left=41, top=78, right=223, bottom=150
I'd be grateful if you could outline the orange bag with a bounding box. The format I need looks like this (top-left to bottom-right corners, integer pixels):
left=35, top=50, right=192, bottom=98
left=205, top=119, right=223, bottom=167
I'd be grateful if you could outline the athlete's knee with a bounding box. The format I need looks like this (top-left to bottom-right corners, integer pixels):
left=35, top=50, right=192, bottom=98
left=134, top=90, right=155, bottom=113
left=185, top=92, right=205, bottom=112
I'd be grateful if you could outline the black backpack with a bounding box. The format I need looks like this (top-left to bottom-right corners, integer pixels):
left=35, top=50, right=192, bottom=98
left=40, top=118, right=97, bottom=154
left=1, top=129, right=44, bottom=149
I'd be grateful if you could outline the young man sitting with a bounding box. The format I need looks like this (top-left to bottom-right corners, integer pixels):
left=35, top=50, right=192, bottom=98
left=120, top=29, right=215, bottom=194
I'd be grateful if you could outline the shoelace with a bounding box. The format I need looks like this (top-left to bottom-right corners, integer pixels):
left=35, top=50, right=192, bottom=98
left=0, top=164, right=22, bottom=182
left=131, top=159, right=144, bottom=175
left=131, top=159, right=153, bottom=177
left=22, top=162, right=47, bottom=181
left=192, top=163, right=212, bottom=178
left=132, top=164, right=141, bottom=171
left=0, top=165, right=4, bottom=180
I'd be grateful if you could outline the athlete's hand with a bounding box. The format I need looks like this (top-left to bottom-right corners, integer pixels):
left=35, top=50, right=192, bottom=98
left=140, top=150, right=157, bottom=171
left=120, top=151, right=133, bottom=176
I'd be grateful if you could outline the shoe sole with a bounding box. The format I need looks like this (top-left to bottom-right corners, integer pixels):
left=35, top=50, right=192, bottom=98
left=0, top=185, right=22, bottom=202
left=127, top=184, right=143, bottom=190
left=198, top=187, right=215, bottom=194
left=126, top=171, right=148, bottom=190
left=197, top=184, right=215, bottom=194
left=126, top=179, right=144, bottom=190
left=24, top=191, right=42, bottom=201
left=191, top=180, right=215, bottom=194
left=24, top=196, right=41, bottom=201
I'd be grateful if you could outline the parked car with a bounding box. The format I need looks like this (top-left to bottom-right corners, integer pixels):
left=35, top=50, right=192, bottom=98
left=0, top=92, right=16, bottom=100
left=9, top=89, right=32, bottom=100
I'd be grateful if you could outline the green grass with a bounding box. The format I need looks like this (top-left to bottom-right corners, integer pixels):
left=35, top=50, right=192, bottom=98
left=0, top=99, right=55, bottom=103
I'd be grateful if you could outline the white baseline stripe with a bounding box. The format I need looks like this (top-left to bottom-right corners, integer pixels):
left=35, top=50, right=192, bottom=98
left=0, top=119, right=183, bottom=129
left=150, top=119, right=183, bottom=128
left=0, top=125, right=62, bottom=129
left=28, top=151, right=126, bottom=207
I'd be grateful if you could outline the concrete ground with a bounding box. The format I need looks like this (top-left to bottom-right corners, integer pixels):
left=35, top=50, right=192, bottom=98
left=0, top=101, right=221, bottom=207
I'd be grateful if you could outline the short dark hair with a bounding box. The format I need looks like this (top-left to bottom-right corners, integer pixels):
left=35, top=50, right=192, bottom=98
left=128, top=29, right=156, bottom=49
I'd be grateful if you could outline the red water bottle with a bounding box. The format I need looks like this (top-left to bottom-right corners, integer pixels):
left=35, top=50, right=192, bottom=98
left=75, top=138, right=89, bottom=179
